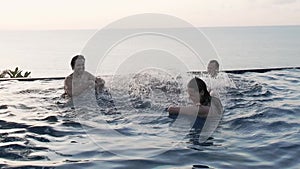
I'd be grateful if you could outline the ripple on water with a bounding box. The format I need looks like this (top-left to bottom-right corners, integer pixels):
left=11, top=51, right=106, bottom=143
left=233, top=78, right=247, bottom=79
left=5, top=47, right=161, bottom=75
left=0, top=70, right=299, bottom=168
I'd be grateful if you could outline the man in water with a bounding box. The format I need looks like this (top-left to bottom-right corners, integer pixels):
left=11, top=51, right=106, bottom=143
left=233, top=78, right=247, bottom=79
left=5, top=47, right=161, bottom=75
left=207, top=60, right=219, bottom=78
left=205, top=60, right=236, bottom=97
left=63, top=55, right=105, bottom=98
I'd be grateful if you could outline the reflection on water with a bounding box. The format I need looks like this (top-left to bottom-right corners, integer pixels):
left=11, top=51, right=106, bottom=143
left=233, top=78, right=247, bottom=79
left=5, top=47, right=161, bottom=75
left=0, top=69, right=299, bottom=168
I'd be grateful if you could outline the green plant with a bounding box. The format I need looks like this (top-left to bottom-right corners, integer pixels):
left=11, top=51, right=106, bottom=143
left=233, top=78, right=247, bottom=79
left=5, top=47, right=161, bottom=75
left=6, top=67, right=31, bottom=78
left=0, top=70, right=8, bottom=78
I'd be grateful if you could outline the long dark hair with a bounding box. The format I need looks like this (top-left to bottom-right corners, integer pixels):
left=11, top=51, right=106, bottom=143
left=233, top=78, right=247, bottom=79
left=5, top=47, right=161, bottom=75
left=187, top=77, right=211, bottom=106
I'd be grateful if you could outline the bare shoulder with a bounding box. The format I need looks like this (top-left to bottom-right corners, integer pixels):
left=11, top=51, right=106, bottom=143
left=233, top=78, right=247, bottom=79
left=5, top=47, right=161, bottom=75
left=65, top=73, right=73, bottom=82
left=84, top=71, right=95, bottom=79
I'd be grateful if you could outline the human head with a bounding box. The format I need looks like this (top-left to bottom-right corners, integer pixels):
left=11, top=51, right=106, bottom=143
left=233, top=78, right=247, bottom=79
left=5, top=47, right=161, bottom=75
left=95, top=77, right=105, bottom=91
left=187, top=77, right=211, bottom=106
left=71, top=55, right=85, bottom=73
left=207, top=60, right=219, bottom=77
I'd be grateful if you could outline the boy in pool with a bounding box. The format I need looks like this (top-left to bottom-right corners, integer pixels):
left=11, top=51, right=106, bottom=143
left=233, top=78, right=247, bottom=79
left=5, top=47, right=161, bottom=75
left=167, top=77, right=222, bottom=118
left=207, top=60, right=219, bottom=97
left=63, top=55, right=105, bottom=98
left=207, top=60, right=219, bottom=78
left=205, top=60, right=236, bottom=98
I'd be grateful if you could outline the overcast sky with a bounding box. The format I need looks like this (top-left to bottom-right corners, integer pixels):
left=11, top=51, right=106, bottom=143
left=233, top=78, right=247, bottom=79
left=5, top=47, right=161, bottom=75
left=0, top=0, right=299, bottom=30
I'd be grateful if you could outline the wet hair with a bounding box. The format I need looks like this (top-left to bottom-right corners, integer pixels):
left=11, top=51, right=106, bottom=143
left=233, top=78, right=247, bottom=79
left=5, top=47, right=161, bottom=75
left=187, top=77, right=211, bottom=106
left=71, top=55, right=85, bottom=70
left=209, top=60, right=219, bottom=70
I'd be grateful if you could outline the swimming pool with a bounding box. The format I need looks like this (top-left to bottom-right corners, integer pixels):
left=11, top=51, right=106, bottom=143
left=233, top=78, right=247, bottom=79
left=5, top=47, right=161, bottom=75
left=0, top=69, right=299, bottom=168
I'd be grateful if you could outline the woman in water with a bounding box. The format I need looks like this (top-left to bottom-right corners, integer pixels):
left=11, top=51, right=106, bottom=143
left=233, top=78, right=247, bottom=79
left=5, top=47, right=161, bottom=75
left=167, top=77, right=222, bottom=118
left=167, top=77, right=223, bottom=143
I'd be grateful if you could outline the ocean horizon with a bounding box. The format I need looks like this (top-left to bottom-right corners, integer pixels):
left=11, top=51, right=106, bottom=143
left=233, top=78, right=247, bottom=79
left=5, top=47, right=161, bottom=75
left=0, top=25, right=299, bottom=77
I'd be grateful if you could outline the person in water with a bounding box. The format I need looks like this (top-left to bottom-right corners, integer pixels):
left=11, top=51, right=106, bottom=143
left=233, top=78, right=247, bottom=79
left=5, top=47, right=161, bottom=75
left=206, top=60, right=222, bottom=97
left=167, top=77, right=222, bottom=118
left=63, top=55, right=105, bottom=98
left=168, top=77, right=223, bottom=143
left=205, top=59, right=236, bottom=98
left=207, top=60, right=219, bottom=78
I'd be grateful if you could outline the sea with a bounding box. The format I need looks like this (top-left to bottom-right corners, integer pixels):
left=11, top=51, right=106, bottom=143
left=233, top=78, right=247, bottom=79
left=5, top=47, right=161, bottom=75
left=0, top=26, right=299, bottom=76
left=0, top=26, right=299, bottom=169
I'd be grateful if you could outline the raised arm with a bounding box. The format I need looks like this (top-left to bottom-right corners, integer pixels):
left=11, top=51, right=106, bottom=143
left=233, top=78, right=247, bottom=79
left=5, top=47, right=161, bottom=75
left=167, top=105, right=210, bottom=117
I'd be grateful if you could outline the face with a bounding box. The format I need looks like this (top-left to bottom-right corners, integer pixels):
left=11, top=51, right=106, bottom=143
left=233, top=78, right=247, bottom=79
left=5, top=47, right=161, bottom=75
left=187, top=87, right=202, bottom=104
left=207, top=62, right=218, bottom=77
left=74, top=58, right=85, bottom=74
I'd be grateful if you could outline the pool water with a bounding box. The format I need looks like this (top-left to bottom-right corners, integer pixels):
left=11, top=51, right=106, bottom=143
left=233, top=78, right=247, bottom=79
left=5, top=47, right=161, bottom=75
left=0, top=69, right=299, bottom=169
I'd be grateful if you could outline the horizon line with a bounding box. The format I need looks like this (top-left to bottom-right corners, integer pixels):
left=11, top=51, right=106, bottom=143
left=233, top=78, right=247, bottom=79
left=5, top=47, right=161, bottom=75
left=0, top=24, right=299, bottom=31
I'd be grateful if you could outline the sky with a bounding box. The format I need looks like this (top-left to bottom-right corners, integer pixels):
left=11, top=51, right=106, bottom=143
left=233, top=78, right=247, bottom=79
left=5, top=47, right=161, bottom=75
left=0, top=0, right=299, bottom=30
